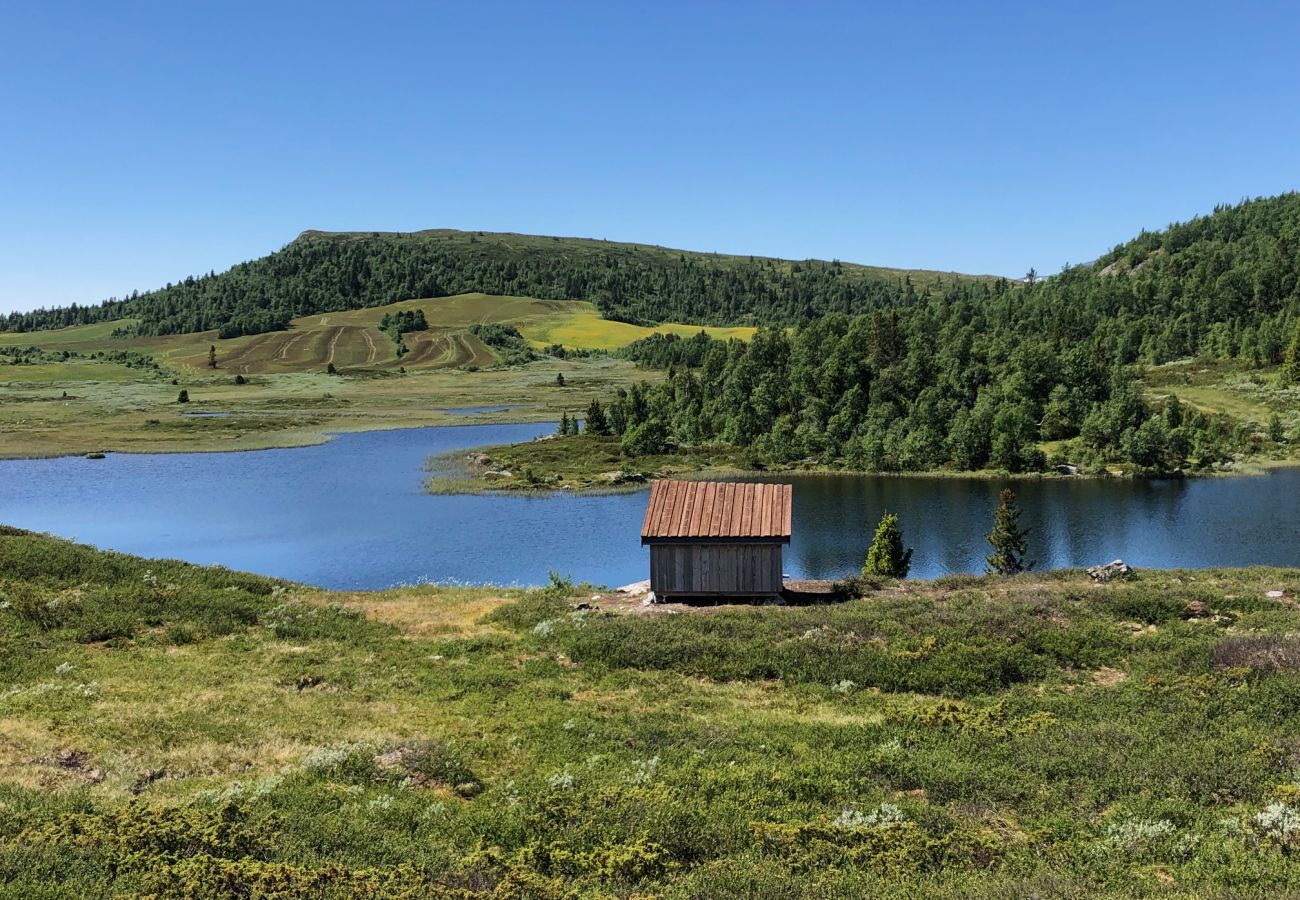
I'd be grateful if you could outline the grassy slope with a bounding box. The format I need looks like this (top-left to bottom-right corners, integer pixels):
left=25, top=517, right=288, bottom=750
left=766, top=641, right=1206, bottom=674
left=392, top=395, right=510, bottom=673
left=0, top=292, right=724, bottom=458
left=0, top=292, right=754, bottom=375
left=4, top=530, right=1300, bottom=896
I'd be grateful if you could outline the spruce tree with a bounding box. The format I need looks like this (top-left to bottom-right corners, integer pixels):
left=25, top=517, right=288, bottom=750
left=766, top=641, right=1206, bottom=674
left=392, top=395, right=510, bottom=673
left=585, top=399, right=610, bottom=436
left=986, top=489, right=1031, bottom=575
left=862, top=512, right=912, bottom=578
left=558, top=412, right=571, bottom=436
left=176, top=389, right=189, bottom=403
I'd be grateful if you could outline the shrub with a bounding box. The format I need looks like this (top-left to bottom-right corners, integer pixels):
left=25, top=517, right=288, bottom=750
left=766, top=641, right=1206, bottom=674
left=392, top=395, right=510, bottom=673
left=1212, top=635, right=1300, bottom=672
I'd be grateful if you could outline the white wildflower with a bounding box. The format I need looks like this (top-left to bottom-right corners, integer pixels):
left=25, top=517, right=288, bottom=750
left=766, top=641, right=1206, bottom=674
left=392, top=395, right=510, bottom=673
left=1101, top=817, right=1178, bottom=856
left=547, top=770, right=575, bottom=791
left=627, top=756, right=660, bottom=785
left=874, top=737, right=904, bottom=757
left=1254, top=803, right=1300, bottom=842
left=834, top=802, right=905, bottom=829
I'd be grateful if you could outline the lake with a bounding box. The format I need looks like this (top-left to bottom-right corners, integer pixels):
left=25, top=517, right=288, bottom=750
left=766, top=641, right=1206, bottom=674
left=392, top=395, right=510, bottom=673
left=2, top=424, right=1299, bottom=589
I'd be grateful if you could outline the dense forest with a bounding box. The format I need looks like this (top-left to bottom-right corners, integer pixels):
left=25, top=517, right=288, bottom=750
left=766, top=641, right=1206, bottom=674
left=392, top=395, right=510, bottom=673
left=597, top=195, right=1300, bottom=475
left=0, top=230, right=984, bottom=338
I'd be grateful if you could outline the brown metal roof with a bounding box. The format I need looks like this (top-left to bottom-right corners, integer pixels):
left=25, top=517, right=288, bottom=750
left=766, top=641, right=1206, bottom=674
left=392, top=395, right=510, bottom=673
left=641, top=480, right=792, bottom=542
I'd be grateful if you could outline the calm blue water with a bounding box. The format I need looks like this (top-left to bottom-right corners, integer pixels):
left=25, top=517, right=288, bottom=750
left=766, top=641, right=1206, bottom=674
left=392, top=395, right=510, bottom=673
left=2, top=424, right=1299, bottom=589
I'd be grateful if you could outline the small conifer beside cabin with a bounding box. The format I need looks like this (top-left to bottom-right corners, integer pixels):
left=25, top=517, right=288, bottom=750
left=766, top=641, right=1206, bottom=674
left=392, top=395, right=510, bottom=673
left=641, top=480, right=793, bottom=602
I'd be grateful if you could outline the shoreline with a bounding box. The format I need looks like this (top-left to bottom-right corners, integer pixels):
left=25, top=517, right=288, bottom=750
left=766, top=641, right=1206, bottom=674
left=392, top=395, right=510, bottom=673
left=421, top=439, right=1300, bottom=496
left=0, top=410, right=560, bottom=461
left=4, top=411, right=1298, bottom=488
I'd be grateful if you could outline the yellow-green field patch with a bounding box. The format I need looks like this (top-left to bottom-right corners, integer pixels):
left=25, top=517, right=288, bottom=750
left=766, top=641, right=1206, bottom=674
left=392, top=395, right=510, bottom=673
left=521, top=304, right=756, bottom=351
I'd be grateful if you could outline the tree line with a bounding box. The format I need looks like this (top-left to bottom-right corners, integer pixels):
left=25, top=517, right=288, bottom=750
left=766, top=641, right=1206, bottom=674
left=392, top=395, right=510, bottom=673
left=0, top=230, right=986, bottom=338
left=601, top=314, right=1249, bottom=476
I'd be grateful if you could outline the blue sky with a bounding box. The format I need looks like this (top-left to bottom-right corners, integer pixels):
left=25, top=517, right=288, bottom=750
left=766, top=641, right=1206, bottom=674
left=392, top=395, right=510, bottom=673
left=2, top=1, right=1298, bottom=314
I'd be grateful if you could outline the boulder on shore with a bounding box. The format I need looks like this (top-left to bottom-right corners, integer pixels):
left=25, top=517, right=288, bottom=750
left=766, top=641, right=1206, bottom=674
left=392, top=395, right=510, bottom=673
left=1087, top=559, right=1133, bottom=582
left=601, top=471, right=647, bottom=485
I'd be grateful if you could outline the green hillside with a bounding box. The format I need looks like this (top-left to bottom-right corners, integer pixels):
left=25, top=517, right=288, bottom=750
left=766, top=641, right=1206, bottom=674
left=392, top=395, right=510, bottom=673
left=531, top=194, right=1300, bottom=481
left=0, top=228, right=997, bottom=339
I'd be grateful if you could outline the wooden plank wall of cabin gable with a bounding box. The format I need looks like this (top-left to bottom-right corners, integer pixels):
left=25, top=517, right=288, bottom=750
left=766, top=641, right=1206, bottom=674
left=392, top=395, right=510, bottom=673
left=651, top=541, right=786, bottom=596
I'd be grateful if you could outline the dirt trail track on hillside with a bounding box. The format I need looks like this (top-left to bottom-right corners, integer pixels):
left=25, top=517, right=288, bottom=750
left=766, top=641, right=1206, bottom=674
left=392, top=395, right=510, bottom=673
left=325, top=327, right=345, bottom=365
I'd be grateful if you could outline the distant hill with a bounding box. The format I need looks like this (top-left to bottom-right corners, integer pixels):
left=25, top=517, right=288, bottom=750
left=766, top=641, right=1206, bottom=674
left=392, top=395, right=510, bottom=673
left=5, top=195, right=1298, bottom=348
left=0, top=229, right=998, bottom=339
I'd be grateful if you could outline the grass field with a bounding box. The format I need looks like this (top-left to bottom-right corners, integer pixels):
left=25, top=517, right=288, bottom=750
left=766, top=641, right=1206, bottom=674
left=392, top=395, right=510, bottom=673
left=0, top=357, right=660, bottom=458
left=0, top=293, right=754, bottom=376
left=0, top=292, right=712, bottom=458
left=5, top=529, right=1300, bottom=896
left=1145, top=359, right=1300, bottom=427
left=0, top=358, right=141, bottom=384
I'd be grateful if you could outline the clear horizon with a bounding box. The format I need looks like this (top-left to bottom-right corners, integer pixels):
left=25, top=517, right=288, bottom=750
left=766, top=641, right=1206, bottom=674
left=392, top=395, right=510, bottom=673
left=2, top=0, right=1298, bottom=315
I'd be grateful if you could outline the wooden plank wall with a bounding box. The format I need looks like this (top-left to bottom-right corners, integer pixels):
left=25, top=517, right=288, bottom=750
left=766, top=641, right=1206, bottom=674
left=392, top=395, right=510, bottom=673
left=650, top=543, right=783, bottom=597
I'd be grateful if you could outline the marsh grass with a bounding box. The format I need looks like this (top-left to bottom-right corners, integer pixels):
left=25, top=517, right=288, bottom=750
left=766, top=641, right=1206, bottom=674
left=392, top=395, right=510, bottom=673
left=4, top=531, right=1300, bottom=896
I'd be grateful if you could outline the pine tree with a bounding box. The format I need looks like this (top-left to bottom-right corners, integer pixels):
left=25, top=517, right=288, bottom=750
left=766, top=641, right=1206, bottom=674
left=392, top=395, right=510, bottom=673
left=986, top=489, right=1031, bottom=575
left=207, top=345, right=217, bottom=368
left=862, top=512, right=912, bottom=578
left=585, top=399, right=610, bottom=435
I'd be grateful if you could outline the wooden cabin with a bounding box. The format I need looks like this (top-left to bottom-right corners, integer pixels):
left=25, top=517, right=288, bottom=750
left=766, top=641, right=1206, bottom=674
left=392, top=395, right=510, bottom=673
left=640, top=480, right=792, bottom=602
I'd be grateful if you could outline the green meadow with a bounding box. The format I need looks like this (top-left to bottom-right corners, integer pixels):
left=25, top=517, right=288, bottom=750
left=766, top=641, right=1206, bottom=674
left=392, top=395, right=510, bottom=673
left=4, top=527, right=1300, bottom=897
left=0, top=292, right=741, bottom=459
